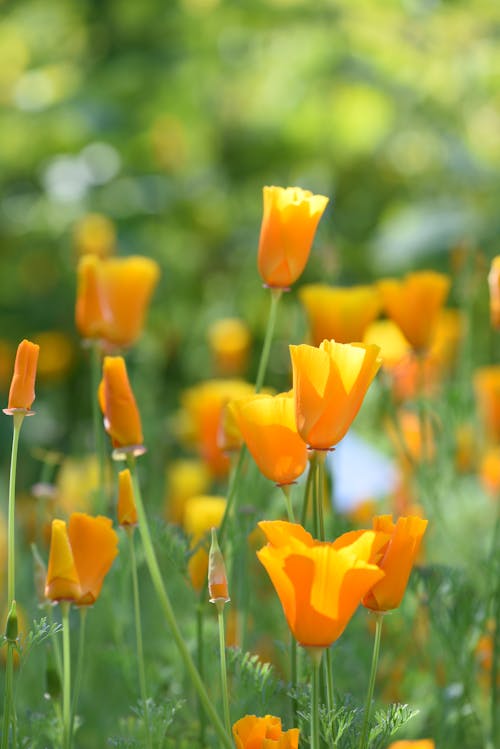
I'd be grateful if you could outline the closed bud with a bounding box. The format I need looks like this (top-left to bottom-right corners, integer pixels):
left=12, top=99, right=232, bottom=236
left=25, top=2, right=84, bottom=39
left=208, top=528, right=230, bottom=611
left=5, top=600, right=18, bottom=643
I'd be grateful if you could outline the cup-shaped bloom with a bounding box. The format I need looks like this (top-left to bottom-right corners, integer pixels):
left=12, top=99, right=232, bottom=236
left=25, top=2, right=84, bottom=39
left=207, top=317, right=251, bottom=376
left=183, top=496, right=226, bottom=592
left=362, top=514, right=428, bottom=612
left=6, top=339, right=40, bottom=412
left=299, top=284, right=381, bottom=345
left=290, top=339, right=382, bottom=450
left=45, top=514, right=119, bottom=606
left=75, top=255, right=160, bottom=348
left=117, top=469, right=138, bottom=527
left=233, top=714, right=299, bottom=749
left=488, top=256, right=500, bottom=329
left=258, top=186, right=329, bottom=289
left=99, top=356, right=144, bottom=451
left=378, top=271, right=450, bottom=353
left=257, top=521, right=387, bottom=648
left=474, top=365, right=500, bottom=445
left=231, top=392, right=308, bottom=485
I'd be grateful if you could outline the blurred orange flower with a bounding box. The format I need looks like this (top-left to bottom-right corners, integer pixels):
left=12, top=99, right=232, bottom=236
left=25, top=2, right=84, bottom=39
left=183, top=496, right=226, bottom=592
left=45, top=513, right=118, bottom=606
left=207, top=318, right=251, bottom=376
left=231, top=392, right=308, bottom=485
left=6, top=339, right=40, bottom=412
left=474, top=365, right=500, bottom=445
left=32, top=332, right=74, bottom=382
left=99, top=356, right=144, bottom=452
left=378, top=271, right=450, bottom=353
left=75, top=254, right=160, bottom=348
left=299, top=284, right=381, bottom=345
left=257, top=520, right=386, bottom=647
left=163, top=459, right=211, bottom=525
left=387, top=742, right=434, bottom=749
left=257, top=186, right=329, bottom=289
left=362, top=514, right=428, bottom=612
left=488, top=255, right=500, bottom=329
left=232, top=714, right=299, bottom=749
left=478, top=446, right=500, bottom=496
left=290, top=339, right=381, bottom=450
left=117, top=469, right=138, bottom=527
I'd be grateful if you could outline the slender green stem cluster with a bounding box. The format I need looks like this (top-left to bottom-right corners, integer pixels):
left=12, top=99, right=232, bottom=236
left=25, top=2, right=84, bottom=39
left=359, top=613, right=384, bottom=749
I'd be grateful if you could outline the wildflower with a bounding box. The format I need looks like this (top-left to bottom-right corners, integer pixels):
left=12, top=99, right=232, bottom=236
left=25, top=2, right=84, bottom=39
left=488, top=255, right=500, bottom=329
left=75, top=255, right=106, bottom=342
left=45, top=514, right=118, bottom=606
left=117, top=469, right=138, bottom=527
left=290, top=339, right=381, bottom=450
left=99, top=356, right=144, bottom=455
left=478, top=446, right=500, bottom=495
left=257, top=186, right=329, bottom=289
left=6, top=339, right=40, bottom=413
left=183, top=496, right=226, bottom=592
left=362, top=515, right=428, bottom=612
left=207, top=318, right=251, bottom=376
left=299, top=284, right=381, bottom=345
left=233, top=714, right=299, bottom=749
left=378, top=271, right=450, bottom=353
left=231, top=392, right=308, bottom=485
left=474, top=366, right=500, bottom=444
left=257, top=520, right=386, bottom=648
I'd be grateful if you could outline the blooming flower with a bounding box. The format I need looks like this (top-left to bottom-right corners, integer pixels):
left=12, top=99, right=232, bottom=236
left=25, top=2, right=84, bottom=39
left=257, top=186, right=329, bottom=289
left=378, top=271, right=450, bottom=353
left=299, top=284, right=381, bottom=345
left=233, top=714, right=299, bottom=749
left=257, top=520, right=386, bottom=648
left=231, top=392, right=308, bottom=485
left=6, top=339, right=40, bottom=412
left=290, top=339, right=381, bottom=450
left=117, top=469, right=138, bottom=527
left=99, top=356, right=144, bottom=453
left=45, top=514, right=119, bottom=606
left=362, top=514, right=428, bottom=612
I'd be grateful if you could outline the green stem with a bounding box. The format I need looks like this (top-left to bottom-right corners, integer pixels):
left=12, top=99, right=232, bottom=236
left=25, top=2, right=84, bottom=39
left=47, top=605, right=63, bottom=681
left=61, top=603, right=72, bottom=749
left=196, top=602, right=207, bottom=748
left=301, top=463, right=314, bottom=528
left=126, top=456, right=233, bottom=749
left=255, top=288, right=283, bottom=393
left=7, top=413, right=24, bottom=606
left=71, top=607, right=87, bottom=738
left=217, top=606, right=231, bottom=736
left=358, top=613, right=384, bottom=749
left=91, top=342, right=106, bottom=511
left=310, top=648, right=323, bottom=749
left=315, top=450, right=327, bottom=541
left=127, top=529, right=152, bottom=749
left=1, top=646, right=14, bottom=749
left=218, top=446, right=247, bottom=546
left=280, top=485, right=295, bottom=522
left=325, top=648, right=336, bottom=749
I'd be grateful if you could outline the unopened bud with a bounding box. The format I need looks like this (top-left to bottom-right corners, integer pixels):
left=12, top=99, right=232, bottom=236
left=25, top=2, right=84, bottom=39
left=208, top=528, right=230, bottom=611
left=5, top=601, right=18, bottom=643
left=44, top=657, right=62, bottom=701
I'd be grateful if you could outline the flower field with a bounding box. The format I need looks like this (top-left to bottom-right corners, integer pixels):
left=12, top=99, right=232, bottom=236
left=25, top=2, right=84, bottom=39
left=0, top=2, right=499, bottom=748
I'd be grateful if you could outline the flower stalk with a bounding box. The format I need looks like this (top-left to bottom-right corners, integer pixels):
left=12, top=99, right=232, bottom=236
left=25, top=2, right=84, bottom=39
left=255, top=287, right=282, bottom=393
left=358, top=613, right=384, bottom=749
left=61, top=602, right=72, bottom=749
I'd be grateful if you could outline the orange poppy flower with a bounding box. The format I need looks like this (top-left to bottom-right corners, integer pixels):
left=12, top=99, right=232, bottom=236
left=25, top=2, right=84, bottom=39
left=99, top=356, right=144, bottom=452
left=45, top=514, right=118, bottom=606
left=233, top=714, right=299, bottom=749
left=257, top=186, right=329, bottom=289
left=362, top=514, right=428, bottom=612
left=387, top=742, right=434, bottom=749
left=474, top=365, right=500, bottom=445
left=231, top=392, right=308, bottom=485
left=378, top=271, right=450, bottom=353
left=117, top=469, right=138, bottom=526
left=299, top=284, right=381, bottom=345
left=290, top=339, right=382, bottom=450
left=6, top=339, right=40, bottom=412
left=488, top=255, right=500, bottom=329
left=75, top=255, right=160, bottom=348
left=257, top=520, right=387, bottom=648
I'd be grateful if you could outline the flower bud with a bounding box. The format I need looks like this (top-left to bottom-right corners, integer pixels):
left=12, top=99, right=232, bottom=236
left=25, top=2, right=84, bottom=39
left=208, top=528, right=230, bottom=611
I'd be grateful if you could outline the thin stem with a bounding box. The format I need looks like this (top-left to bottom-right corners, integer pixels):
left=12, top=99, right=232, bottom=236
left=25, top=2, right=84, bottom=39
left=358, top=613, right=384, bottom=749
left=7, top=413, right=24, bottom=605
left=71, top=608, right=87, bottom=739
left=325, top=648, right=336, bottom=749
left=310, top=649, right=323, bottom=749
left=301, top=463, right=314, bottom=527
left=280, top=485, right=295, bottom=522
left=61, top=603, right=72, bottom=749
left=218, top=446, right=247, bottom=546
left=91, top=342, right=106, bottom=511
left=196, top=602, right=207, bottom=748
left=126, top=456, right=233, bottom=749
left=1, top=646, right=14, bottom=749
left=217, top=606, right=231, bottom=736
left=127, top=529, right=152, bottom=749
left=315, top=451, right=327, bottom=541
left=255, top=288, right=283, bottom=393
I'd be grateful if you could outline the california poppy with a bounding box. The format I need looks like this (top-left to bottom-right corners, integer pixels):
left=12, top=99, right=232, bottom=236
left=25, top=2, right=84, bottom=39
left=299, top=284, right=381, bottom=346
left=257, top=186, right=329, bottom=289
left=233, top=714, right=299, bottom=749
left=362, top=514, right=428, bottom=612
left=257, top=521, right=386, bottom=648
left=231, top=392, right=308, bottom=485
left=99, top=356, right=144, bottom=452
left=290, top=339, right=381, bottom=450
left=6, top=339, right=40, bottom=412
left=45, top=514, right=119, bottom=606
left=117, top=468, right=138, bottom=527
